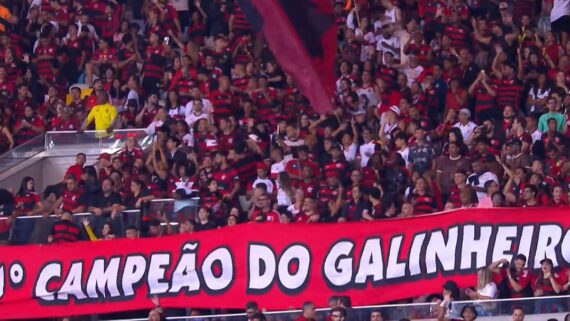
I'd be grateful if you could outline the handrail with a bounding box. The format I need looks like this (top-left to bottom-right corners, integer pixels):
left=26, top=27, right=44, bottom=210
left=103, top=294, right=570, bottom=321
left=45, top=129, right=148, bottom=134
left=0, top=200, right=178, bottom=221
left=0, top=210, right=142, bottom=220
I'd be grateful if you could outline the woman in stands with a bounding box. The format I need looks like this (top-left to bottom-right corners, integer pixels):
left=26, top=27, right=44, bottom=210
left=532, top=258, right=566, bottom=313
left=466, top=268, right=497, bottom=300
left=436, top=280, right=463, bottom=321
left=550, top=185, right=568, bottom=206
left=465, top=267, right=497, bottom=315
left=12, top=177, right=44, bottom=245
left=0, top=114, right=14, bottom=153
left=408, top=177, right=437, bottom=215
left=126, top=179, right=154, bottom=210
left=119, top=134, right=145, bottom=164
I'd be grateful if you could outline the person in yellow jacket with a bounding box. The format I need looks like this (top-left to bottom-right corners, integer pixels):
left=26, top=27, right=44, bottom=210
left=80, top=91, right=117, bottom=136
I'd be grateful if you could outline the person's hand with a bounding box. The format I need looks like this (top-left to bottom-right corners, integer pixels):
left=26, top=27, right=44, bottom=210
left=495, top=45, right=503, bottom=54
left=106, top=127, right=113, bottom=134
left=151, top=295, right=160, bottom=308
left=443, top=292, right=451, bottom=302
left=435, top=7, right=444, bottom=16
left=544, top=271, right=552, bottom=279
left=81, top=217, right=90, bottom=227
left=111, top=209, right=118, bottom=220
left=534, top=288, right=544, bottom=296
left=503, top=13, right=513, bottom=25
left=194, top=0, right=201, bottom=7
left=337, top=217, right=347, bottom=223
left=494, top=154, right=503, bottom=165
left=77, top=128, right=85, bottom=134
left=135, top=199, right=142, bottom=208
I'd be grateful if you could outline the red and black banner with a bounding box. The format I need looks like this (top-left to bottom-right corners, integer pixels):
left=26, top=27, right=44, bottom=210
left=1, top=208, right=570, bottom=319
left=236, top=0, right=337, bottom=114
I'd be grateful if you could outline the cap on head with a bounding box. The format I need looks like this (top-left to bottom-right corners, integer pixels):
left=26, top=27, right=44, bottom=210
left=459, top=108, right=471, bottom=118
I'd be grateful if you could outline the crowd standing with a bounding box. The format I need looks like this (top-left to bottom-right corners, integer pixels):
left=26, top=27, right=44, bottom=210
left=0, top=0, right=570, bottom=317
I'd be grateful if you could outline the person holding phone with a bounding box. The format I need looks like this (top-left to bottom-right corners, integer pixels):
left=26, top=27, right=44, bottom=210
left=489, top=254, right=532, bottom=298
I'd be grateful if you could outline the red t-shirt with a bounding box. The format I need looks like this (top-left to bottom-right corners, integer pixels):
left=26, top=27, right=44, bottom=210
left=495, top=268, right=531, bottom=298
left=251, top=209, right=280, bottom=223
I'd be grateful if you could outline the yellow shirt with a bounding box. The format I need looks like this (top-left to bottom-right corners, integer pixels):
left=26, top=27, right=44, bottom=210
left=86, top=103, right=117, bottom=131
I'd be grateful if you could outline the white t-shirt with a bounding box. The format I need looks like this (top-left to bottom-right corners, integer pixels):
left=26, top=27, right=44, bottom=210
left=169, top=0, right=190, bottom=11
left=551, top=0, right=570, bottom=22
left=477, top=282, right=498, bottom=299
left=356, top=30, right=376, bottom=62
left=397, top=147, right=410, bottom=167
left=185, top=111, right=208, bottom=127
left=168, top=105, right=186, bottom=119
left=145, top=120, right=164, bottom=136
left=453, top=121, right=478, bottom=142
left=401, top=64, right=424, bottom=87
left=181, top=133, right=194, bottom=147
left=384, top=7, right=398, bottom=25
left=530, top=129, right=542, bottom=143
left=467, top=171, right=498, bottom=201
left=185, top=98, right=213, bottom=117
left=123, top=90, right=140, bottom=112
left=376, top=35, right=400, bottom=60
left=343, top=143, right=358, bottom=163
left=356, top=85, right=379, bottom=107
left=252, top=177, right=274, bottom=194
left=175, top=178, right=196, bottom=195
left=359, top=141, right=376, bottom=167
left=276, top=181, right=292, bottom=207
left=271, top=160, right=286, bottom=179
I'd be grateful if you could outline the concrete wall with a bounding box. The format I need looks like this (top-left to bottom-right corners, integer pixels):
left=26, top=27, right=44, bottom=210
left=0, top=153, right=101, bottom=193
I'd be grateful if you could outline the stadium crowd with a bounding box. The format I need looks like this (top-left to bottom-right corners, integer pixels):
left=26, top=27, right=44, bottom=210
left=0, top=0, right=570, bottom=317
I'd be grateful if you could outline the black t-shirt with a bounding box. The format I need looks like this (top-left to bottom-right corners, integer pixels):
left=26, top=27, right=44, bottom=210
left=126, top=189, right=151, bottom=210
left=92, top=192, right=122, bottom=209
left=195, top=220, right=217, bottom=232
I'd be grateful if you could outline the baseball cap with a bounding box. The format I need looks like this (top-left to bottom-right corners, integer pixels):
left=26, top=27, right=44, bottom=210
left=98, top=153, right=111, bottom=161
left=256, top=162, right=268, bottom=171
left=389, top=105, right=401, bottom=116
left=540, top=258, right=554, bottom=266
left=459, top=108, right=471, bottom=118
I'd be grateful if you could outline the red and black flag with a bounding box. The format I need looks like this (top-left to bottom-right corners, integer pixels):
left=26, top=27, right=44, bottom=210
left=236, top=0, right=337, bottom=114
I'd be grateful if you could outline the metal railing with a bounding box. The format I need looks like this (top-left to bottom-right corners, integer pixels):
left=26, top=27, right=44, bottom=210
left=0, top=129, right=154, bottom=174
left=0, top=198, right=200, bottom=245
left=97, top=294, right=570, bottom=321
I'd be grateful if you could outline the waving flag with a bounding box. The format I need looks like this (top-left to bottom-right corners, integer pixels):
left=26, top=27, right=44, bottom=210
left=237, top=0, right=337, bottom=114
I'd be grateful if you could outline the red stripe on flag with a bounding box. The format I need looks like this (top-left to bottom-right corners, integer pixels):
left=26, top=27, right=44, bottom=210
left=250, top=0, right=337, bottom=114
